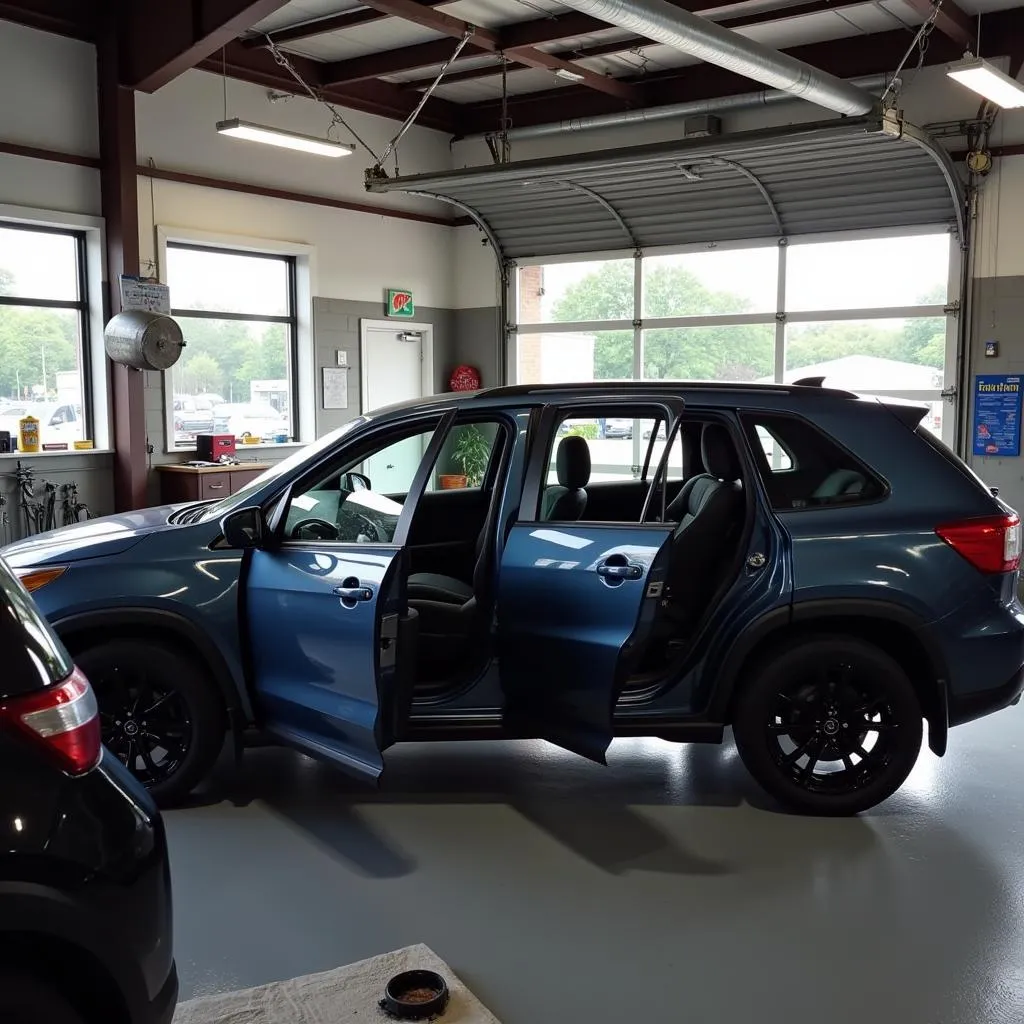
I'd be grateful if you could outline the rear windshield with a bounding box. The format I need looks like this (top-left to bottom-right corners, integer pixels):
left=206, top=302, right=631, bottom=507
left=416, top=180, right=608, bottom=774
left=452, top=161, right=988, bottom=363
left=915, top=427, right=994, bottom=497
left=0, top=558, right=72, bottom=698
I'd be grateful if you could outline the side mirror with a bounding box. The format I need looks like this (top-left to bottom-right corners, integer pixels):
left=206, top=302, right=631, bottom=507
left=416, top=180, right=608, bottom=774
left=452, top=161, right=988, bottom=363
left=220, top=506, right=266, bottom=549
left=345, top=472, right=371, bottom=491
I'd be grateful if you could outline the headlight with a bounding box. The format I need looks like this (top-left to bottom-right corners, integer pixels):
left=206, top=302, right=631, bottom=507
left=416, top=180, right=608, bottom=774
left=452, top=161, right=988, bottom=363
left=15, top=567, right=67, bottom=592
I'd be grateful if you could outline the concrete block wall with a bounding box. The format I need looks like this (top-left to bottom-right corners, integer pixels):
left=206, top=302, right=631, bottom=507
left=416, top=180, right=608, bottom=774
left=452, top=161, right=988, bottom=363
left=313, top=298, right=456, bottom=432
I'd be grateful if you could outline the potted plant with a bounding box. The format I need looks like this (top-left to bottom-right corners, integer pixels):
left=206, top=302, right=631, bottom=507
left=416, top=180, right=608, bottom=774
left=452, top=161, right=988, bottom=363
left=449, top=425, right=490, bottom=488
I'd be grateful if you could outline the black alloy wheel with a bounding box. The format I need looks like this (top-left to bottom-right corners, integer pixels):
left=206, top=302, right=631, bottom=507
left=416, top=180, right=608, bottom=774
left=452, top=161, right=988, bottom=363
left=94, top=670, right=192, bottom=789
left=733, top=636, right=923, bottom=815
left=75, top=639, right=226, bottom=805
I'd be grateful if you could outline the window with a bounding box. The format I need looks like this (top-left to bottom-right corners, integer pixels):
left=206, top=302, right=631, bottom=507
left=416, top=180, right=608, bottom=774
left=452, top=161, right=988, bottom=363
left=549, top=413, right=666, bottom=486
left=0, top=223, right=90, bottom=449
left=166, top=243, right=297, bottom=449
left=283, top=425, right=436, bottom=543
left=642, top=247, right=778, bottom=318
left=742, top=414, right=883, bottom=510
left=512, top=229, right=956, bottom=444
left=518, top=259, right=634, bottom=324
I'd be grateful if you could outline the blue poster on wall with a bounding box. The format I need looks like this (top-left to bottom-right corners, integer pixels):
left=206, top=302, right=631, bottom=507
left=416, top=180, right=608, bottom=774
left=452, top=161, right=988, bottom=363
left=974, top=375, right=1023, bottom=457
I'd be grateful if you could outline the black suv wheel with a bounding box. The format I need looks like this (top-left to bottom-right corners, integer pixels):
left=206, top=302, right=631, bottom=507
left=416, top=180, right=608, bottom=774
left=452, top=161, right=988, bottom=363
left=76, top=639, right=225, bottom=805
left=733, top=635, right=923, bottom=815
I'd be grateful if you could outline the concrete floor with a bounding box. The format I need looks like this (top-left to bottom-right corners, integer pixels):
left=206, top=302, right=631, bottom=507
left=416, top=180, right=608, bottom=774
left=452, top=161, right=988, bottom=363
left=166, top=714, right=1024, bottom=1024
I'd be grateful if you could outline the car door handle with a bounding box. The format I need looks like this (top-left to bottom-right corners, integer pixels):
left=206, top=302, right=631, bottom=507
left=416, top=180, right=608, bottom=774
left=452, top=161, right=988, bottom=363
left=333, top=585, right=374, bottom=601
left=596, top=562, right=643, bottom=580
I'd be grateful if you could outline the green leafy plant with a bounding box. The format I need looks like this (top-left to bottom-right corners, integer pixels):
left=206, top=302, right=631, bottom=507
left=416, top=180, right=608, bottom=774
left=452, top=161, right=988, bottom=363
left=565, top=423, right=598, bottom=440
left=452, top=425, right=491, bottom=486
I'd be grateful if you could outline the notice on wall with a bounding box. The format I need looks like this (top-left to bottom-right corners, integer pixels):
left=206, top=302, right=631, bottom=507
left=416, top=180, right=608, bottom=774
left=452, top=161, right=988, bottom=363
left=119, top=275, right=171, bottom=315
left=974, top=374, right=1022, bottom=457
left=322, top=366, right=349, bottom=410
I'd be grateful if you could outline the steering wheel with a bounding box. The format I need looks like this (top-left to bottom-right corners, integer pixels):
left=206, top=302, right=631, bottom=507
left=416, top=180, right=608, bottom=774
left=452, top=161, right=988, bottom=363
left=291, top=518, right=340, bottom=541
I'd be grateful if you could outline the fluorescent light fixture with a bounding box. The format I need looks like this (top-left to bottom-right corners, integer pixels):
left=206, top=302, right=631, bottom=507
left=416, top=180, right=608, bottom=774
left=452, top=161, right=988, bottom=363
left=215, top=119, right=354, bottom=157
left=946, top=56, right=1024, bottom=109
left=554, top=67, right=585, bottom=82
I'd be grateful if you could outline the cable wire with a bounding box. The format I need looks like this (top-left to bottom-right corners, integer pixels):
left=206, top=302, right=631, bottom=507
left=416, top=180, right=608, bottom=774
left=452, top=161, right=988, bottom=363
left=880, top=2, right=940, bottom=106
left=263, top=36, right=381, bottom=162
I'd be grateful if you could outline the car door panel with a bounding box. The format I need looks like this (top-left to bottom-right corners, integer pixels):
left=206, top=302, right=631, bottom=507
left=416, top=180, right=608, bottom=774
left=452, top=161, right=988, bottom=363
left=499, top=522, right=674, bottom=761
left=247, top=545, right=406, bottom=779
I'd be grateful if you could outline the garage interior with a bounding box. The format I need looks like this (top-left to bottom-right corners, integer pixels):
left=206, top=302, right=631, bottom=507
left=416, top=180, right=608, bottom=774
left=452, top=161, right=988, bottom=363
left=2, top=0, right=1024, bottom=1019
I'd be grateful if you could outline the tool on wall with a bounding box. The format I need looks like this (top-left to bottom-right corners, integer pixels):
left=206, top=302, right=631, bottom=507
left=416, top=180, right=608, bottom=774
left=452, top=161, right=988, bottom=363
left=43, top=482, right=57, bottom=533
left=14, top=462, right=43, bottom=537
left=61, top=483, right=91, bottom=526
left=0, top=492, right=10, bottom=547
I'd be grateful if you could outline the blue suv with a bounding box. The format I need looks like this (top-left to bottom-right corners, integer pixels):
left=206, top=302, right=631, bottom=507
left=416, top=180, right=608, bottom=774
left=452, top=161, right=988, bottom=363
left=4, top=381, right=1024, bottom=816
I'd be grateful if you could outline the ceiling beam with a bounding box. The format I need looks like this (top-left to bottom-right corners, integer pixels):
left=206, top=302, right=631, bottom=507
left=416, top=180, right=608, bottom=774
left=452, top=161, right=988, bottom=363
left=397, top=0, right=871, bottom=91
left=197, top=39, right=462, bottom=132
left=323, top=37, right=487, bottom=85
left=901, top=0, right=975, bottom=49
left=243, top=0, right=454, bottom=46
left=352, top=0, right=640, bottom=101
left=120, top=0, right=294, bottom=92
left=461, top=24, right=974, bottom=132
left=0, top=0, right=94, bottom=40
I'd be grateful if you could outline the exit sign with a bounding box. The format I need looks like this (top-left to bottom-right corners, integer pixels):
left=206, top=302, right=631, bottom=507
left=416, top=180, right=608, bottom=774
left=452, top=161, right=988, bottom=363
left=386, top=288, right=414, bottom=318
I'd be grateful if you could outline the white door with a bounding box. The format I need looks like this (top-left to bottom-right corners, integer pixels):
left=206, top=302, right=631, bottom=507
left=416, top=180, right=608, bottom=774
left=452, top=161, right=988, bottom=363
left=360, top=322, right=433, bottom=495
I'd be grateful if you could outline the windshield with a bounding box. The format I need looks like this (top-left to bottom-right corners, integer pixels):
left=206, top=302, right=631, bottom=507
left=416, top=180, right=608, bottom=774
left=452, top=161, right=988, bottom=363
left=199, top=417, right=366, bottom=520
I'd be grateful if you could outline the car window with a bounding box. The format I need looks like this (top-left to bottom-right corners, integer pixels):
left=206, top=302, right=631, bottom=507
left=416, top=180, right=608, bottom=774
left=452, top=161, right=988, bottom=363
left=755, top=424, right=794, bottom=471
left=540, top=407, right=672, bottom=522
left=742, top=413, right=884, bottom=510
left=282, top=425, right=436, bottom=543
left=548, top=414, right=666, bottom=485
left=433, top=422, right=499, bottom=490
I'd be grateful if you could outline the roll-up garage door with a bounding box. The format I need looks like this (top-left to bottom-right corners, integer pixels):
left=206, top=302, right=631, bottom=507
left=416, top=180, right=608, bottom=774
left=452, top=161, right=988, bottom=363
left=366, top=115, right=963, bottom=260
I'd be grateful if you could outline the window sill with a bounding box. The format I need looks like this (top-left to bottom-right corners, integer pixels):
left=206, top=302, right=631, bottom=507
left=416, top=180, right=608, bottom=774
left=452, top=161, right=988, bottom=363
left=0, top=448, right=114, bottom=459
left=165, top=441, right=306, bottom=456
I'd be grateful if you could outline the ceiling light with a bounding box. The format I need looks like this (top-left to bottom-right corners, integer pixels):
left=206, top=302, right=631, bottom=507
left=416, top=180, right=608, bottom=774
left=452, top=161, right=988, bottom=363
left=946, top=55, right=1024, bottom=109
left=215, top=119, right=354, bottom=157
left=554, top=68, right=585, bottom=82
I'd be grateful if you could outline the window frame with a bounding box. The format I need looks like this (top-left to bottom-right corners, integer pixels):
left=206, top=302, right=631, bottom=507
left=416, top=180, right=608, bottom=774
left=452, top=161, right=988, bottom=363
left=0, top=219, right=95, bottom=447
left=509, top=223, right=960, bottom=448
left=165, top=240, right=299, bottom=453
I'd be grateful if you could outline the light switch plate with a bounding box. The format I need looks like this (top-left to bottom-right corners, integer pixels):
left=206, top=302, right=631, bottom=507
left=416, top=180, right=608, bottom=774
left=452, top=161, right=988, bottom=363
left=336, top=350, right=348, bottom=366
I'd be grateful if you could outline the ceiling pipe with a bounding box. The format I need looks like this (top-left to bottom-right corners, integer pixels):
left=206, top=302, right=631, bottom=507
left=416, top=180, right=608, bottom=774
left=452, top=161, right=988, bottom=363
left=453, top=74, right=890, bottom=144
left=535, top=0, right=873, bottom=115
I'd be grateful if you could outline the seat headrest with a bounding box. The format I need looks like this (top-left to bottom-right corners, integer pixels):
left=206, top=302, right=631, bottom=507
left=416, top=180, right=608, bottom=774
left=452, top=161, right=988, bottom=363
left=556, top=435, right=591, bottom=490
left=701, top=424, right=741, bottom=481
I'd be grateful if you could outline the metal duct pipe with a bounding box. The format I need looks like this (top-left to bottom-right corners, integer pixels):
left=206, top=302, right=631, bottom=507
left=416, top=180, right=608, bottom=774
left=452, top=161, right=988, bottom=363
left=540, top=0, right=872, bottom=116
left=454, top=74, right=890, bottom=144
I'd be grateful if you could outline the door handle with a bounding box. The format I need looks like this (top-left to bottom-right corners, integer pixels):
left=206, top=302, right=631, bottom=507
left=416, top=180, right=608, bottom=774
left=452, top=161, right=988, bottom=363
left=333, top=585, right=374, bottom=601
left=596, top=562, right=643, bottom=580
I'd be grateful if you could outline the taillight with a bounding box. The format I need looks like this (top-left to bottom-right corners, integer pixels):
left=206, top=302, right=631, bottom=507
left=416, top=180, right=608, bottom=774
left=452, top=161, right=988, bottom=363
left=936, top=513, right=1022, bottom=573
left=0, top=668, right=102, bottom=774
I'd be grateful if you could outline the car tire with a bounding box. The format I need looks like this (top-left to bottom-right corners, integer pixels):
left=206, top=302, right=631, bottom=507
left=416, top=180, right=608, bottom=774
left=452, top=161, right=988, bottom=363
left=732, top=635, right=923, bottom=816
left=0, top=971, right=88, bottom=1024
left=76, top=639, right=226, bottom=806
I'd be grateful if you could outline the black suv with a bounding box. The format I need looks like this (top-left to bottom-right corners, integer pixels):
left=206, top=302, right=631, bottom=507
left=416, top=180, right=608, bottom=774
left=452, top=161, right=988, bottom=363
left=0, top=557, right=177, bottom=1024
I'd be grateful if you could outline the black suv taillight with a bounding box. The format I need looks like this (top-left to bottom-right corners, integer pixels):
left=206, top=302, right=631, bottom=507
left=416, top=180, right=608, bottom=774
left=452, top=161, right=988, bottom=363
left=0, top=668, right=102, bottom=774
left=936, top=513, right=1023, bottom=574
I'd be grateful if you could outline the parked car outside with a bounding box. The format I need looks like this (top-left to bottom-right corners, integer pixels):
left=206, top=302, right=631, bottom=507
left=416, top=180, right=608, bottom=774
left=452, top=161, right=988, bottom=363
left=4, top=380, right=1024, bottom=816
left=604, top=416, right=634, bottom=439
left=0, top=402, right=84, bottom=447
left=213, top=401, right=288, bottom=442
left=0, top=556, right=176, bottom=1024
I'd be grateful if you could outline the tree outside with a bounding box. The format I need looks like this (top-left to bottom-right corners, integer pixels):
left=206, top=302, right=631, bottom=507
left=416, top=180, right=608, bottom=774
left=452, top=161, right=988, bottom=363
left=550, top=262, right=946, bottom=382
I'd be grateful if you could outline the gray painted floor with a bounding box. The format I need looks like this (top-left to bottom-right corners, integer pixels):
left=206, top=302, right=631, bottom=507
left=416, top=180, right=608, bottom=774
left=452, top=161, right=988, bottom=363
left=166, top=715, right=1024, bottom=1023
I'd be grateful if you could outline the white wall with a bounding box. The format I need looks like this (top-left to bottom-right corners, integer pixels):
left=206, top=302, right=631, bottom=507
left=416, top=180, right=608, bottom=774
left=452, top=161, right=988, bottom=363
left=0, top=21, right=99, bottom=215
left=135, top=68, right=456, bottom=308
